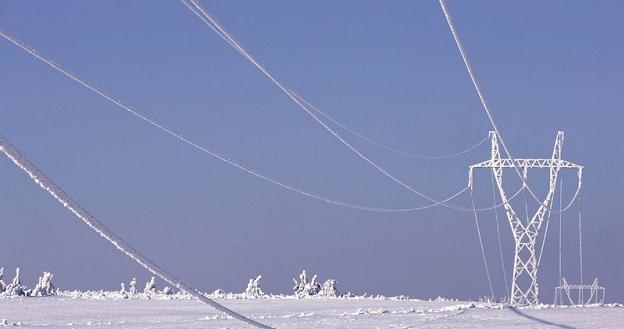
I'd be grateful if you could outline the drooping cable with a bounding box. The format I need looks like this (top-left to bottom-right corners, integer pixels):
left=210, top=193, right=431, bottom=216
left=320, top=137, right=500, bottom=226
left=178, top=0, right=487, bottom=211
left=538, top=176, right=560, bottom=270
left=469, top=186, right=495, bottom=300
left=578, top=190, right=584, bottom=301
left=181, top=1, right=488, bottom=161
left=295, top=95, right=490, bottom=160
left=490, top=171, right=509, bottom=299
left=0, top=135, right=274, bottom=329
left=437, top=0, right=574, bottom=215
left=537, top=207, right=552, bottom=269
left=0, top=29, right=528, bottom=214
left=558, top=179, right=563, bottom=280
left=183, top=0, right=583, bottom=215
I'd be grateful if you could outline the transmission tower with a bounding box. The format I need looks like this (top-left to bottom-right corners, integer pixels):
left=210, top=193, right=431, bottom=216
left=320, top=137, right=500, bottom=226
left=469, top=131, right=583, bottom=305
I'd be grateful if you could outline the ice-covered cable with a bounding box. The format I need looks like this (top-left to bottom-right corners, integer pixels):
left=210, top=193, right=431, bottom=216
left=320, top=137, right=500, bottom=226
left=490, top=172, right=509, bottom=298
left=182, top=0, right=582, bottom=215
left=178, top=0, right=483, bottom=211
left=0, top=29, right=522, bottom=213
left=0, top=29, right=473, bottom=214
left=469, top=186, right=495, bottom=300
left=538, top=179, right=558, bottom=268
left=558, top=180, right=563, bottom=280
left=295, top=94, right=490, bottom=160
left=578, top=192, right=583, bottom=288
left=0, top=135, right=274, bottom=329
left=438, top=0, right=572, bottom=214
left=537, top=212, right=552, bottom=268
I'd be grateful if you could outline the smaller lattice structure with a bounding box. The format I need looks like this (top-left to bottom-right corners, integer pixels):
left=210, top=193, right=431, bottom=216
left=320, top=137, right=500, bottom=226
left=554, top=278, right=605, bottom=306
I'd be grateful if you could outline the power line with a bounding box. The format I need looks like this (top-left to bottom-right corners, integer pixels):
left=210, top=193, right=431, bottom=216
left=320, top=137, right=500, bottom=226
left=559, top=179, right=563, bottom=280
left=491, top=171, right=509, bottom=299
left=295, top=95, right=490, bottom=160
left=0, top=29, right=522, bottom=214
left=537, top=205, right=552, bottom=268
left=578, top=190, right=584, bottom=301
left=182, top=0, right=583, bottom=215
left=469, top=186, right=495, bottom=300
left=0, top=135, right=273, bottom=329
left=437, top=0, right=573, bottom=215
left=178, top=0, right=486, bottom=211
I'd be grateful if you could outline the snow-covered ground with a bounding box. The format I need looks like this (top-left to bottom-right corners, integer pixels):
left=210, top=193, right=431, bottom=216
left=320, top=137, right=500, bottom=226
left=1, top=297, right=622, bottom=328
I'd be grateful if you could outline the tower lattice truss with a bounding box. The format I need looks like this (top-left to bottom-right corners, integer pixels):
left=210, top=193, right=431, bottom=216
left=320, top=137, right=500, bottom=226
left=469, top=131, right=583, bottom=305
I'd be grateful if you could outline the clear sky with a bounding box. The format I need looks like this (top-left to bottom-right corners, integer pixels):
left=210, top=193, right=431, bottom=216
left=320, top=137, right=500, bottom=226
left=1, top=1, right=622, bottom=302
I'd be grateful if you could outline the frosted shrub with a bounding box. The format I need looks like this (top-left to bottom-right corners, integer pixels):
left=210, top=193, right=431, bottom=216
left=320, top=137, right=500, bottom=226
left=0, top=267, right=5, bottom=293
left=244, top=275, right=265, bottom=298
left=144, top=277, right=156, bottom=294
left=129, top=278, right=137, bottom=295
left=3, top=268, right=27, bottom=297
left=319, top=279, right=338, bottom=297
left=212, top=289, right=225, bottom=299
left=292, top=270, right=321, bottom=297
left=30, top=272, right=56, bottom=297
left=161, top=286, right=173, bottom=295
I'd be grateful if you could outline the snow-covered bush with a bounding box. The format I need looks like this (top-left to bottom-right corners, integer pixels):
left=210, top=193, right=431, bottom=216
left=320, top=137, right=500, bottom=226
left=30, top=272, right=56, bottom=297
left=117, top=277, right=175, bottom=298
left=0, top=267, right=5, bottom=293
left=120, top=283, right=127, bottom=294
left=319, top=279, right=338, bottom=297
left=244, top=275, right=265, bottom=298
left=3, top=268, right=27, bottom=297
left=211, top=289, right=225, bottom=299
left=129, top=278, right=137, bottom=295
left=292, top=270, right=321, bottom=297
left=161, top=286, right=173, bottom=296
left=143, top=277, right=156, bottom=294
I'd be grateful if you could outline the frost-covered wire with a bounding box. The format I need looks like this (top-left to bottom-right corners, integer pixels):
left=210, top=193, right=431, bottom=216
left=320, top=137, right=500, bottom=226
left=558, top=180, right=563, bottom=280
left=0, top=29, right=457, bottom=214
left=578, top=192, right=583, bottom=288
left=294, top=95, right=490, bottom=160
left=0, top=135, right=274, bottom=329
left=0, top=29, right=523, bottom=213
left=469, top=186, right=495, bottom=300
left=490, top=172, right=509, bottom=298
left=438, top=0, right=580, bottom=215
left=183, top=0, right=583, bottom=214
left=537, top=213, right=551, bottom=269
left=179, top=0, right=498, bottom=211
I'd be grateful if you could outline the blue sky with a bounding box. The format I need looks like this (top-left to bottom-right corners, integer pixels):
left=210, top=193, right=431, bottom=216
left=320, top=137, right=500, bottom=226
left=1, top=1, right=622, bottom=301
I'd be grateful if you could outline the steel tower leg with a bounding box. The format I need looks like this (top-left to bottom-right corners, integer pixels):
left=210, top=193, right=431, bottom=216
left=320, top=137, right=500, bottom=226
left=487, top=131, right=564, bottom=305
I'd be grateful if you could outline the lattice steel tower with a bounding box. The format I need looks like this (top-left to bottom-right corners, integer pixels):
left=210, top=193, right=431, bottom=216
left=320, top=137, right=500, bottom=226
left=469, top=131, right=583, bottom=305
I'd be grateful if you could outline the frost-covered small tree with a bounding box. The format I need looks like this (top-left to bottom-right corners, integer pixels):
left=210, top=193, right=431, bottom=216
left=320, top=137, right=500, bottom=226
left=129, top=278, right=137, bottom=295
left=30, top=272, right=56, bottom=297
left=319, top=279, right=338, bottom=297
left=212, top=289, right=225, bottom=299
left=244, top=275, right=265, bottom=298
left=161, top=286, right=173, bottom=295
left=3, top=268, right=27, bottom=297
left=292, top=270, right=321, bottom=297
left=144, top=277, right=156, bottom=294
left=0, top=267, right=5, bottom=293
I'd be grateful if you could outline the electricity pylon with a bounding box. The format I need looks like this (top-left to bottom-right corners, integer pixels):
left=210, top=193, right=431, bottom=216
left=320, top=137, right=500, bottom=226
left=469, top=131, right=583, bottom=305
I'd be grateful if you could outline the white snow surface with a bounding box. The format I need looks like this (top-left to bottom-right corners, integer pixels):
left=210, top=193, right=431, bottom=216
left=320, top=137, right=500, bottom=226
left=0, top=297, right=621, bottom=328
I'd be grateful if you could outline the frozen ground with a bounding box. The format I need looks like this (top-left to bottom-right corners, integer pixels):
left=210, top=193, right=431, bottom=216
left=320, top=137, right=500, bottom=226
left=1, top=297, right=622, bottom=328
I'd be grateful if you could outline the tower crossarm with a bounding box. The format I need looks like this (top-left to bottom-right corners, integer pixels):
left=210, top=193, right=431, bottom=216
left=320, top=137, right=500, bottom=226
left=470, top=159, right=583, bottom=170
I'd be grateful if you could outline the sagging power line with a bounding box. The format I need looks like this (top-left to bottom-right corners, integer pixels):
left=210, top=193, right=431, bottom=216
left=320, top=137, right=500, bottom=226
left=0, top=29, right=525, bottom=214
